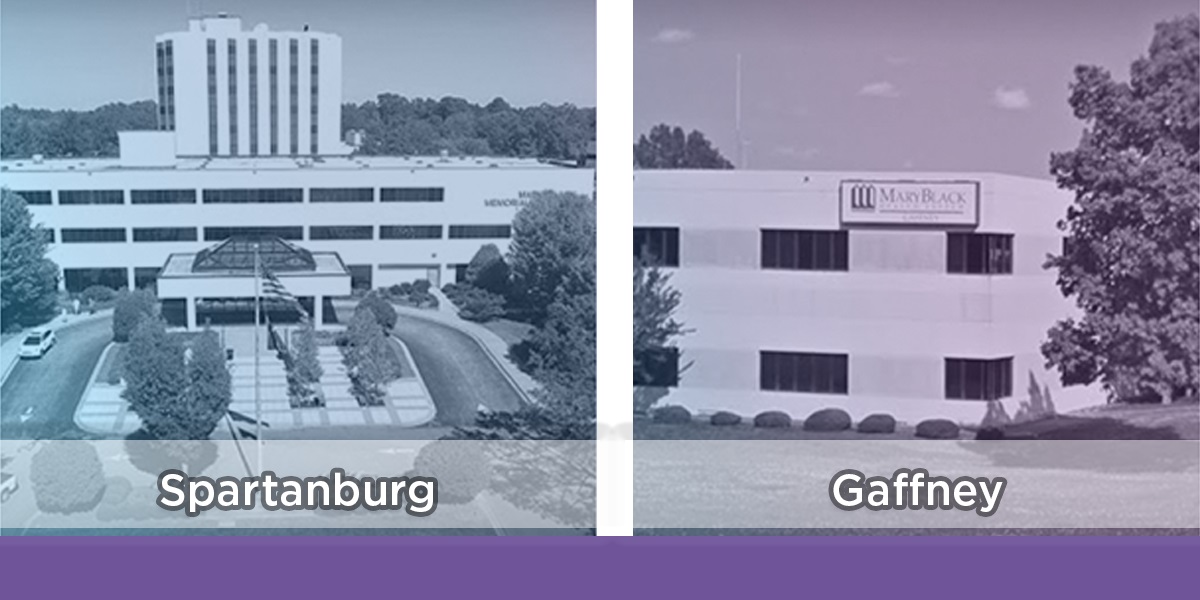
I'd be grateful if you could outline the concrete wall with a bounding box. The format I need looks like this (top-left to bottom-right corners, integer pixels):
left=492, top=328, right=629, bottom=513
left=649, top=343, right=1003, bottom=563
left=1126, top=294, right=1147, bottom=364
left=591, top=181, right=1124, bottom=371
left=634, top=170, right=1102, bottom=426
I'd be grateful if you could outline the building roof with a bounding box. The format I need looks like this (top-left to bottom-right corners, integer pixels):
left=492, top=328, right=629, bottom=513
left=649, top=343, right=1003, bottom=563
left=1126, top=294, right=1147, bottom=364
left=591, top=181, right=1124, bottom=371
left=0, top=154, right=587, bottom=174
left=161, top=237, right=348, bottom=278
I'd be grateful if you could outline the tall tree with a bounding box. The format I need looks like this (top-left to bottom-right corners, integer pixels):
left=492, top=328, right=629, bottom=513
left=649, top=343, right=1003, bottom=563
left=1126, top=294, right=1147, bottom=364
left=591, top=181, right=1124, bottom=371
left=1, top=188, right=60, bottom=330
left=506, top=190, right=596, bottom=325
left=1042, top=14, right=1200, bottom=403
left=122, top=318, right=188, bottom=439
left=633, top=258, right=690, bottom=414
left=634, top=124, right=734, bottom=169
left=181, top=332, right=233, bottom=440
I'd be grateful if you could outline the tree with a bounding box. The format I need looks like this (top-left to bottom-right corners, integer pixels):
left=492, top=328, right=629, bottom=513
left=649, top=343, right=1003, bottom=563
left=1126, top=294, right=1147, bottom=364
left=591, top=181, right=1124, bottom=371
left=341, top=309, right=394, bottom=406
left=466, top=243, right=510, bottom=295
left=181, top=332, right=233, bottom=439
left=506, top=190, right=596, bottom=325
left=30, top=441, right=106, bottom=514
left=289, top=318, right=324, bottom=403
left=121, top=318, right=188, bottom=438
left=111, top=288, right=158, bottom=342
left=1, top=188, right=60, bottom=330
left=633, top=258, right=690, bottom=413
left=634, top=124, right=734, bottom=169
left=526, top=272, right=596, bottom=409
left=1043, top=14, right=1199, bottom=404
left=357, top=290, right=398, bottom=331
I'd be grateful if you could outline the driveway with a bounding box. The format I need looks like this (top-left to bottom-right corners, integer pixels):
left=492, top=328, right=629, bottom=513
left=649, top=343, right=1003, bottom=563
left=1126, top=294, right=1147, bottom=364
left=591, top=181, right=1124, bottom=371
left=392, top=314, right=525, bottom=426
left=1, top=316, right=112, bottom=439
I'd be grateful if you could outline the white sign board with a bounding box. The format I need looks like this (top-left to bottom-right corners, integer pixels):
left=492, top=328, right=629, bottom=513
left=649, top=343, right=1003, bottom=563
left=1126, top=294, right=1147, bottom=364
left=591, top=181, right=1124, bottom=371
left=839, top=180, right=980, bottom=226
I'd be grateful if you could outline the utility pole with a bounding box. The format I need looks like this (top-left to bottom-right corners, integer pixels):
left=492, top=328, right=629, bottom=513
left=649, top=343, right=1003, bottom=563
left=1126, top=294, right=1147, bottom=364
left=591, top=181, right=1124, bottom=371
left=736, top=53, right=744, bottom=169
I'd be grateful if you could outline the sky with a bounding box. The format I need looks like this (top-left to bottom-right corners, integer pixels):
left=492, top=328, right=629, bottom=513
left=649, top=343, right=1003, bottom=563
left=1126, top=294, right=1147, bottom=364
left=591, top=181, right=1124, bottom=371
left=0, top=0, right=596, bottom=109
left=635, top=0, right=1198, bottom=179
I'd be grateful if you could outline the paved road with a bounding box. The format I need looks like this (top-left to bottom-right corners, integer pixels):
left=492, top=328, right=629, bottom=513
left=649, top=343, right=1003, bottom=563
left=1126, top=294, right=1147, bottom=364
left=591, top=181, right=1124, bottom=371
left=392, top=314, right=524, bottom=427
left=1, top=316, right=112, bottom=439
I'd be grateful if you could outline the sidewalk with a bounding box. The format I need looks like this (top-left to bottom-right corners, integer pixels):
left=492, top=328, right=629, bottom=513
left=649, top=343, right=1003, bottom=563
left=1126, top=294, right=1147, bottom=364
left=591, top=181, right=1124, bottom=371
left=0, top=309, right=113, bottom=386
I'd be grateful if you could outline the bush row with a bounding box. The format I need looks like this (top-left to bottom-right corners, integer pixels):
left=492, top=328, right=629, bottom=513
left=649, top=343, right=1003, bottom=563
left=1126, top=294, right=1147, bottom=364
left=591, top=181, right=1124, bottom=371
left=649, top=406, right=966, bottom=438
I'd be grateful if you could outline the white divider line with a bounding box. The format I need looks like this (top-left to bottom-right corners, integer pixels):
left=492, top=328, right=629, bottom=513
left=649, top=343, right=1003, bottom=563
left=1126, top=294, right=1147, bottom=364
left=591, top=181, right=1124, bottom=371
left=596, top=0, right=634, bottom=537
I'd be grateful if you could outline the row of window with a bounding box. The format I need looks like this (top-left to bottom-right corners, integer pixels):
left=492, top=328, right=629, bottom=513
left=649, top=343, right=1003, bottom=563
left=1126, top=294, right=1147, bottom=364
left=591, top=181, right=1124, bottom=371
left=155, top=40, right=175, bottom=131
left=205, top=37, right=317, bottom=156
left=50, top=224, right=510, bottom=243
left=634, top=227, right=1015, bottom=275
left=633, top=349, right=1014, bottom=401
left=12, top=187, right=448, bottom=205
left=65, top=263, right=468, bottom=295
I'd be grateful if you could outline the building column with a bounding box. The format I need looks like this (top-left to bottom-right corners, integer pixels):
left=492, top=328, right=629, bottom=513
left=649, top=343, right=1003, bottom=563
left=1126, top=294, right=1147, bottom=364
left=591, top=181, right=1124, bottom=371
left=186, top=296, right=198, bottom=330
left=126, top=267, right=135, bottom=291
left=313, top=295, right=325, bottom=328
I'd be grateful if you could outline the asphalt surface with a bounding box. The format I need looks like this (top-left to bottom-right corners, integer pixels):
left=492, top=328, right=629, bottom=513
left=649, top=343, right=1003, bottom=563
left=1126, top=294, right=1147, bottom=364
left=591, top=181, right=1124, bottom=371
left=392, top=314, right=524, bottom=426
left=1, top=316, right=112, bottom=439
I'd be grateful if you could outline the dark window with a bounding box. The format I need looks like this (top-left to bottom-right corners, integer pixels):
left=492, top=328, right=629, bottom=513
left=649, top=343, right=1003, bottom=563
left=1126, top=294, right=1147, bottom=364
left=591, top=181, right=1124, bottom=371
left=448, top=225, right=511, bottom=239
left=633, top=227, right=680, bottom=267
left=204, top=226, right=303, bottom=241
left=248, top=39, right=258, bottom=156
left=310, top=187, right=373, bottom=203
left=289, top=39, right=298, bottom=155
left=40, top=228, right=54, bottom=243
left=202, top=188, right=302, bottom=203
left=207, top=39, right=218, bottom=155
left=13, top=190, right=51, bottom=205
left=309, top=226, right=372, bottom=240
left=380, top=187, right=445, bottom=202
left=133, top=227, right=198, bottom=242
left=945, top=358, right=1013, bottom=401
left=269, top=39, right=278, bottom=154
left=63, top=268, right=127, bottom=293
left=451, top=263, right=469, bottom=282
left=134, top=267, right=161, bottom=290
left=156, top=42, right=167, bottom=129
left=164, top=41, right=174, bottom=130
left=380, top=225, right=442, bottom=240
left=347, top=265, right=372, bottom=290
left=947, top=233, right=1013, bottom=275
left=760, top=351, right=849, bottom=394
left=761, top=229, right=848, bottom=271
left=634, top=347, right=680, bottom=387
left=131, top=189, right=196, bottom=204
left=310, top=39, right=319, bottom=155
left=58, top=190, right=123, bottom=205
left=61, top=228, right=126, bottom=243
left=228, top=39, right=238, bottom=156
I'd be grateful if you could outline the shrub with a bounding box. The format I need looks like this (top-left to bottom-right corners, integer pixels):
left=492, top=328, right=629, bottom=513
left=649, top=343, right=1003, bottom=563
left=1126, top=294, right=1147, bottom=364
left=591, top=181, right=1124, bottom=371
left=340, top=309, right=395, bottom=406
left=856, top=414, right=896, bottom=434
left=111, top=289, right=157, bottom=342
left=357, top=291, right=398, bottom=331
left=975, top=426, right=1006, bottom=440
left=652, top=405, right=692, bottom=424
left=754, top=411, right=792, bottom=428
left=710, top=411, right=742, bottom=426
left=466, top=244, right=510, bottom=295
left=457, top=286, right=506, bottom=322
left=287, top=319, right=324, bottom=407
left=80, top=285, right=117, bottom=304
left=915, top=419, right=960, bottom=439
left=412, top=279, right=432, bottom=295
left=30, top=441, right=107, bottom=514
left=803, top=408, right=852, bottom=432
left=412, top=440, right=492, bottom=504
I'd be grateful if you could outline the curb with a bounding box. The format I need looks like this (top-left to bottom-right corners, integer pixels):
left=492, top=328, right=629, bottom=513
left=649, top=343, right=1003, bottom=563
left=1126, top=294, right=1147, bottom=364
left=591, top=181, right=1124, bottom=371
left=74, top=341, right=118, bottom=436
left=1, top=309, right=116, bottom=387
left=388, top=334, right=438, bottom=427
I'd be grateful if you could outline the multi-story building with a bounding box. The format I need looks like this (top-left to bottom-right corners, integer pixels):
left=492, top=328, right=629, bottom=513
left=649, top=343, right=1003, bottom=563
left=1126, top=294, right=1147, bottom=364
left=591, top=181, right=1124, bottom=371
left=0, top=15, right=594, bottom=329
left=634, top=170, right=1100, bottom=425
left=155, top=14, right=346, bottom=157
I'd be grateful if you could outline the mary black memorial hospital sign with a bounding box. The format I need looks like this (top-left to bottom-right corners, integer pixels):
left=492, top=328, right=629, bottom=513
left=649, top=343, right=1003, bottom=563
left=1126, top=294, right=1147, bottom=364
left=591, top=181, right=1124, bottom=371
left=840, top=180, right=980, bottom=226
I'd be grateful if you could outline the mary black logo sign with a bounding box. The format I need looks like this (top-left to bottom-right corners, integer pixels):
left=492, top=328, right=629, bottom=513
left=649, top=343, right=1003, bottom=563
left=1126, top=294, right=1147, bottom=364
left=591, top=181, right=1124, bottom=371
left=840, top=180, right=979, bottom=226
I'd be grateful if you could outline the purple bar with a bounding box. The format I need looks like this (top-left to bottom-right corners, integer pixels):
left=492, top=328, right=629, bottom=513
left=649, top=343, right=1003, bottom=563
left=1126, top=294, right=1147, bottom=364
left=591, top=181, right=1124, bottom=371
left=1, top=537, right=1195, bottom=597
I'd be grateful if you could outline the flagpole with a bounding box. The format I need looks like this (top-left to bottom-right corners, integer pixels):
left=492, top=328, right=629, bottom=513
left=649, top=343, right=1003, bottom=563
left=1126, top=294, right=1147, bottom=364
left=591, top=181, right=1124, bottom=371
left=253, top=243, right=263, bottom=473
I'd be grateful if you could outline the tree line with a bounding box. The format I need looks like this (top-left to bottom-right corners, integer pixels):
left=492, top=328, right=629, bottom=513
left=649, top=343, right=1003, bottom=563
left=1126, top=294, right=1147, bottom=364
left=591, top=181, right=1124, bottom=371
left=1, top=95, right=595, bottom=160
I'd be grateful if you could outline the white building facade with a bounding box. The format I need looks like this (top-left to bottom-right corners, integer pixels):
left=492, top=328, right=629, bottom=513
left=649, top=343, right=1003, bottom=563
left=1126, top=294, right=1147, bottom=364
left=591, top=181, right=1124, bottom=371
left=634, top=170, right=1100, bottom=426
left=2, top=155, right=593, bottom=295
left=155, top=14, right=347, bottom=157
